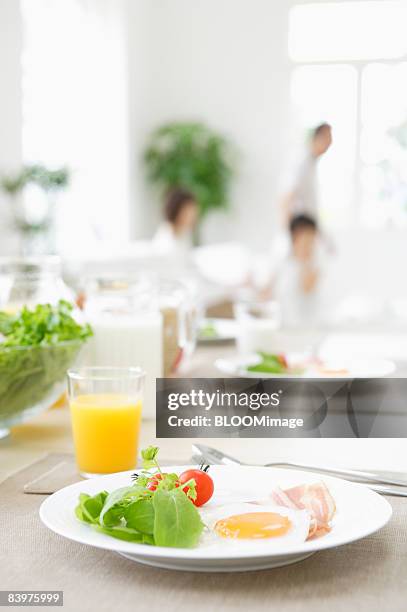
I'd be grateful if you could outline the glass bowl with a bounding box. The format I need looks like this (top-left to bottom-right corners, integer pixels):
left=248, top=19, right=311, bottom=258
left=0, top=339, right=85, bottom=438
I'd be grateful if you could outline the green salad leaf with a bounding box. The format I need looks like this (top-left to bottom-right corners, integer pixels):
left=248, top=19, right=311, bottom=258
left=141, top=445, right=161, bottom=470
left=199, top=321, right=218, bottom=339
left=99, top=486, right=134, bottom=527
left=75, top=446, right=205, bottom=549
left=0, top=300, right=92, bottom=348
left=76, top=492, right=108, bottom=524
left=153, top=488, right=204, bottom=548
left=125, top=499, right=155, bottom=535
left=99, top=485, right=146, bottom=527
left=93, top=525, right=144, bottom=543
left=0, top=301, right=92, bottom=422
left=247, top=361, right=286, bottom=374
left=246, top=352, right=302, bottom=375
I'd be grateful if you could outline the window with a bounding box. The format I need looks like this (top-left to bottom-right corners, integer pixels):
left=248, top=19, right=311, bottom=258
left=21, top=0, right=130, bottom=252
left=289, top=1, right=407, bottom=228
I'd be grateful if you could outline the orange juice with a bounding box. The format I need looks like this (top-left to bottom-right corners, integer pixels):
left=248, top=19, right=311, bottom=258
left=70, top=393, right=142, bottom=475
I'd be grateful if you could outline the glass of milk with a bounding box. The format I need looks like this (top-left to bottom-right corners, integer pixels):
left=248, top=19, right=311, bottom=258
left=234, top=300, right=281, bottom=355
left=83, top=277, right=163, bottom=420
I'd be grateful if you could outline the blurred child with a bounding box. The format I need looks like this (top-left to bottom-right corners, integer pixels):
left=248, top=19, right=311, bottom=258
left=269, top=214, right=324, bottom=327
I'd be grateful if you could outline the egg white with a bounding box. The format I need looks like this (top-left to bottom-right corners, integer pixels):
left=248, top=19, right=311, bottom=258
left=198, top=502, right=310, bottom=551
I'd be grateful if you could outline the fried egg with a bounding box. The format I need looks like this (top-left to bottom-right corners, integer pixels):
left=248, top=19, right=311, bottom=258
left=199, top=502, right=310, bottom=550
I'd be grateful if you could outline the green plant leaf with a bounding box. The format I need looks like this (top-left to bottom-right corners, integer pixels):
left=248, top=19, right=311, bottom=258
left=1, top=164, right=69, bottom=195
left=144, top=122, right=235, bottom=217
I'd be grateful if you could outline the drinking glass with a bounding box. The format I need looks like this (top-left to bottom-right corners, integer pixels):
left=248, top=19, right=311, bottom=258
left=67, top=366, right=145, bottom=478
left=234, top=300, right=281, bottom=355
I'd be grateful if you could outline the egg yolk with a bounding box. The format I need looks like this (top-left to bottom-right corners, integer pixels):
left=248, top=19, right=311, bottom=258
left=215, top=512, right=291, bottom=539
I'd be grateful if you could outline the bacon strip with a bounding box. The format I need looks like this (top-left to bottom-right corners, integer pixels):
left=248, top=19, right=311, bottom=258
left=271, top=482, right=336, bottom=540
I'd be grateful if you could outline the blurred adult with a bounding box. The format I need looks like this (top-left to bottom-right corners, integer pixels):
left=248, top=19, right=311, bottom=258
left=281, top=123, right=332, bottom=225
left=153, top=188, right=199, bottom=255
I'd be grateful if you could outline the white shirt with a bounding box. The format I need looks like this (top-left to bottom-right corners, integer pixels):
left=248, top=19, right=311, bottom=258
left=273, top=254, right=323, bottom=327
left=288, top=153, right=318, bottom=217
left=152, top=222, right=192, bottom=256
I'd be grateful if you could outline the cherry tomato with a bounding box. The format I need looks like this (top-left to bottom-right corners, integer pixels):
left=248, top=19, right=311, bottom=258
left=178, top=468, right=214, bottom=507
left=147, top=473, right=163, bottom=491
left=278, top=354, right=288, bottom=368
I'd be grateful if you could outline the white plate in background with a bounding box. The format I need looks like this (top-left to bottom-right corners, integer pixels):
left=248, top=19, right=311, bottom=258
left=198, top=318, right=237, bottom=343
left=215, top=355, right=396, bottom=379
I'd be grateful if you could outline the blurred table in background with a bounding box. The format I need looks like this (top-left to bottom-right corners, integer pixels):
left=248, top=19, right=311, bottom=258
left=319, top=332, right=407, bottom=363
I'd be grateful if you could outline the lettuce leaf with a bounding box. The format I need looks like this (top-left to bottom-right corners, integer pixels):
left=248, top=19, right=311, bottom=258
left=152, top=488, right=204, bottom=548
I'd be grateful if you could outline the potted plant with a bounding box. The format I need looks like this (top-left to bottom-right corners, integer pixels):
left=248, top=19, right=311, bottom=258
left=144, top=122, right=235, bottom=220
left=1, top=164, right=69, bottom=254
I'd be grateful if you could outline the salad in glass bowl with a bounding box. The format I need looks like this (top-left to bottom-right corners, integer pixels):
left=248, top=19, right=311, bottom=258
left=0, top=300, right=92, bottom=438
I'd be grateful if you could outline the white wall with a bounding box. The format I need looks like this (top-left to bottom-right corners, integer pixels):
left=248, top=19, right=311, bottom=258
left=127, top=0, right=292, bottom=246
left=126, top=0, right=157, bottom=239
left=327, top=230, right=407, bottom=301
left=0, top=0, right=404, bottom=301
left=126, top=0, right=403, bottom=301
left=0, top=0, right=22, bottom=254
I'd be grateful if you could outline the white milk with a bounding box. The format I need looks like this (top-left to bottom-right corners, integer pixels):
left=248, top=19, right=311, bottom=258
left=84, top=312, right=163, bottom=419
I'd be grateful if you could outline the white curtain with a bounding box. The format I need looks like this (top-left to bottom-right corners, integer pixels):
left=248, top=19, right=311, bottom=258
left=21, top=0, right=130, bottom=253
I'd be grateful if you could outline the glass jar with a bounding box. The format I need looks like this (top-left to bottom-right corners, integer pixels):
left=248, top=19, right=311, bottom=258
left=83, top=276, right=163, bottom=420
left=0, top=256, right=74, bottom=310
left=158, top=279, right=198, bottom=375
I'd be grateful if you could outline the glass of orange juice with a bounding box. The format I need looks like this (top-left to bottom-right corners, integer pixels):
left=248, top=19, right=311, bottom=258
left=67, top=367, right=145, bottom=477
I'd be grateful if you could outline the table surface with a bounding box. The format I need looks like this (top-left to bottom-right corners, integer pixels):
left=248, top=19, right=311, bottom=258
left=2, top=453, right=406, bottom=612
left=2, top=338, right=407, bottom=612
left=2, top=340, right=407, bottom=483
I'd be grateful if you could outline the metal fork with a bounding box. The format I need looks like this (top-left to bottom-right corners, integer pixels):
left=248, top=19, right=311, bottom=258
left=192, top=444, right=407, bottom=497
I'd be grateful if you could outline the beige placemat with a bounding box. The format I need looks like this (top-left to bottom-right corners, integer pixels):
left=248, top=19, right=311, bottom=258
left=23, top=454, right=84, bottom=494
left=1, top=454, right=406, bottom=612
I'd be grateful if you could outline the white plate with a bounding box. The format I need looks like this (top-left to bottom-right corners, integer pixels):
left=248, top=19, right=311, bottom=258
left=40, top=465, right=392, bottom=572
left=215, top=355, right=396, bottom=379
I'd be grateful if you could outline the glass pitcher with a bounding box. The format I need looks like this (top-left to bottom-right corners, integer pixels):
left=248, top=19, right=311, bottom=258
left=0, top=256, right=73, bottom=310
